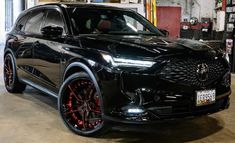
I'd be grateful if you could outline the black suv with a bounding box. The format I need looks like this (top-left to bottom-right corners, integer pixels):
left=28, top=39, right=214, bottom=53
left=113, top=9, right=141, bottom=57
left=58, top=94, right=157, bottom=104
left=4, top=3, right=231, bottom=136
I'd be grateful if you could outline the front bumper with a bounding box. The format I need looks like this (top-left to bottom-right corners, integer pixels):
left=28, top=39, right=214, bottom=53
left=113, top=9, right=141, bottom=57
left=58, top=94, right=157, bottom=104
left=97, top=68, right=231, bottom=124
left=103, top=92, right=230, bottom=124
left=96, top=54, right=231, bottom=124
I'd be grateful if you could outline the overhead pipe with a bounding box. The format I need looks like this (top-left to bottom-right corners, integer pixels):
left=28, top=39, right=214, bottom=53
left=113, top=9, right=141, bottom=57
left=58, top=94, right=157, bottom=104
left=21, top=0, right=25, bottom=10
left=145, top=0, right=157, bottom=26
left=190, top=0, right=193, bottom=19
left=193, top=0, right=201, bottom=21
left=185, top=0, right=188, bottom=15
left=152, top=0, right=157, bottom=26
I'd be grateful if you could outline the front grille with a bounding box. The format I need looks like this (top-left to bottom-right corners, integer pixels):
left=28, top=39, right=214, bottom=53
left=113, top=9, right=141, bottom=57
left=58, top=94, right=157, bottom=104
left=159, top=56, right=227, bottom=87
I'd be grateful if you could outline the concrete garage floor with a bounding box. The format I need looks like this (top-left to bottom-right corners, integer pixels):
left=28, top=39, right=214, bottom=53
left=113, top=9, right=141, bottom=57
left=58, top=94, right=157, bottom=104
left=0, top=47, right=235, bottom=143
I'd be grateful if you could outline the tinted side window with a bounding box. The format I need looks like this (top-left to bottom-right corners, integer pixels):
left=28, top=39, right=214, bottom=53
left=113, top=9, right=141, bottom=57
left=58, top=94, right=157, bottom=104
left=15, top=14, right=29, bottom=32
left=44, top=10, right=65, bottom=31
left=25, top=10, right=45, bottom=35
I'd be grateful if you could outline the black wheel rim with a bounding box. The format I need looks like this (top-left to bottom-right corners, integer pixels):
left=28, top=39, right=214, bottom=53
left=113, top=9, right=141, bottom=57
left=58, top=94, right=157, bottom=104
left=61, top=79, right=103, bottom=132
left=4, top=55, right=14, bottom=89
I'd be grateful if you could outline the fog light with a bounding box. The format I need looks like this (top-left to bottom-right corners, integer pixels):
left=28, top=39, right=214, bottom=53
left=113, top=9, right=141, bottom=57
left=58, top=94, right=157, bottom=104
left=127, top=108, right=145, bottom=114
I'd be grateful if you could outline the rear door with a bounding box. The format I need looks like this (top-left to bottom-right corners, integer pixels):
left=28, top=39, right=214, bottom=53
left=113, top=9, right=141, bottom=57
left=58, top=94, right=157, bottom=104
left=15, top=9, right=45, bottom=81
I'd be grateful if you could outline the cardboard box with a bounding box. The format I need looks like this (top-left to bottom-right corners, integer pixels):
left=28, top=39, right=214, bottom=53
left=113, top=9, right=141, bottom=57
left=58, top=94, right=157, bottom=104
left=121, top=0, right=129, bottom=3
left=61, top=0, right=86, bottom=2
left=38, top=0, right=59, bottom=2
left=129, top=0, right=139, bottom=3
left=92, top=0, right=104, bottom=2
left=103, top=0, right=120, bottom=3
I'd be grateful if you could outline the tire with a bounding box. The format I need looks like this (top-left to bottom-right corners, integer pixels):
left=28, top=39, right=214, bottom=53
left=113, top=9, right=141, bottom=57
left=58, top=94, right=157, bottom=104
left=4, top=53, right=26, bottom=93
left=58, top=72, right=108, bottom=137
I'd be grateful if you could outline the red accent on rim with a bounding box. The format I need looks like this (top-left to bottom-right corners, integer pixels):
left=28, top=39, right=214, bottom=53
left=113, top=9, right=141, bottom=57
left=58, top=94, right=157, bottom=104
left=62, top=79, right=103, bottom=131
left=4, top=56, right=14, bottom=88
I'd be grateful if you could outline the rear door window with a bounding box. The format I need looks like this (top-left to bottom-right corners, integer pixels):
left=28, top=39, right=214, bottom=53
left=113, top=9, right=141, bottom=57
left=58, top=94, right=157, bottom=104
left=25, top=9, right=45, bottom=35
left=15, top=14, right=29, bottom=33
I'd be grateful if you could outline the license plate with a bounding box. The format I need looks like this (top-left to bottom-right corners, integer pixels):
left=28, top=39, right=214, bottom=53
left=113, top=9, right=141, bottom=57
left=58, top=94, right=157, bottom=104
left=196, top=90, right=216, bottom=106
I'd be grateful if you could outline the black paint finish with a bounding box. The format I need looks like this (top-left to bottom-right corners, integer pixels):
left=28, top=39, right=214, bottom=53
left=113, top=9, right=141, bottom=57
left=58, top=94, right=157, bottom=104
left=4, top=3, right=231, bottom=124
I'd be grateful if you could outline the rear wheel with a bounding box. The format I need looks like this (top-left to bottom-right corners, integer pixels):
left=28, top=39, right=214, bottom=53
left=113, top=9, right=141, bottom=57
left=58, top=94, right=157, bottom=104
left=58, top=72, right=107, bottom=136
left=4, top=53, right=26, bottom=93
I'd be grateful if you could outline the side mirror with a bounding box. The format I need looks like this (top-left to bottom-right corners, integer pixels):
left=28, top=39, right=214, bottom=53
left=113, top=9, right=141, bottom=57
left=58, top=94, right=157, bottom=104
left=41, top=26, right=63, bottom=38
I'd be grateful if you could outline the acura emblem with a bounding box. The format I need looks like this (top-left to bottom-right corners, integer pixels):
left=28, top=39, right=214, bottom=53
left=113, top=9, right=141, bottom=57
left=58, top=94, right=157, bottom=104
left=197, top=63, right=209, bottom=81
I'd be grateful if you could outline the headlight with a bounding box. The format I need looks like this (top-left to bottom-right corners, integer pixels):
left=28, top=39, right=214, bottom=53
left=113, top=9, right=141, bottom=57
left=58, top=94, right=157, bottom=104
left=102, top=53, right=155, bottom=68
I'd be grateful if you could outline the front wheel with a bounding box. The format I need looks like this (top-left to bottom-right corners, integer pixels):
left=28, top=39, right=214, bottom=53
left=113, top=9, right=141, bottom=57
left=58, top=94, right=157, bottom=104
left=58, top=72, right=107, bottom=136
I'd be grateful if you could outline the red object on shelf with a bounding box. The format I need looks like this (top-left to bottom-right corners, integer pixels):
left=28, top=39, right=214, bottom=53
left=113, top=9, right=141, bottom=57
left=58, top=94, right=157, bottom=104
left=222, top=0, right=226, bottom=11
left=201, top=18, right=211, bottom=29
left=180, top=22, right=190, bottom=30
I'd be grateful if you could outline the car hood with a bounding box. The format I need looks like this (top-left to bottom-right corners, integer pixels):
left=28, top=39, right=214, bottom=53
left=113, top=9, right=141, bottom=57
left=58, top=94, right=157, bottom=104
left=79, top=34, right=216, bottom=58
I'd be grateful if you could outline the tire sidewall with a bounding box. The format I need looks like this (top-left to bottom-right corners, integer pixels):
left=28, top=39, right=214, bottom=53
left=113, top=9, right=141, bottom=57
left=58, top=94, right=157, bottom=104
left=58, top=72, right=106, bottom=136
left=4, top=53, right=16, bottom=92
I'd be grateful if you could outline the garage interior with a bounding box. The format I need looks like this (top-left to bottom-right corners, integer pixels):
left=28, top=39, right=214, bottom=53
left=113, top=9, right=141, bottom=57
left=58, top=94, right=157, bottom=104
left=1, top=0, right=235, bottom=143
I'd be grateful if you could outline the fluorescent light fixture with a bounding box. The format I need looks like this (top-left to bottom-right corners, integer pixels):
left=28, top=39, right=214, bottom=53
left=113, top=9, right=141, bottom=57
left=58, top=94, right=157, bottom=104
left=102, top=54, right=155, bottom=68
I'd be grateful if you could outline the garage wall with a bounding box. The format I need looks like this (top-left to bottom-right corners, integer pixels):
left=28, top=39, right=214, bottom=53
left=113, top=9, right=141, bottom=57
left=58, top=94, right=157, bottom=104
left=0, top=0, right=5, bottom=45
left=157, top=0, right=215, bottom=22
left=13, top=0, right=23, bottom=22
left=0, top=0, right=24, bottom=45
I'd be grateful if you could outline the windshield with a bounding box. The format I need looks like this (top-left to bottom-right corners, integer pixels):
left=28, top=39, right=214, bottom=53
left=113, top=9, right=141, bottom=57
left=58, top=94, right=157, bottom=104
left=68, top=7, right=163, bottom=36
